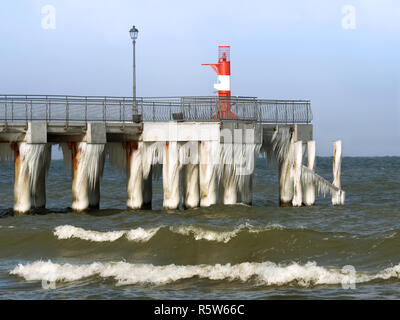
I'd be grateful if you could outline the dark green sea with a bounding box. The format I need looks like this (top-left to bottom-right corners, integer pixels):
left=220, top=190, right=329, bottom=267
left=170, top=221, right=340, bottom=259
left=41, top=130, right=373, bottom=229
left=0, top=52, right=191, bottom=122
left=0, top=156, right=399, bottom=299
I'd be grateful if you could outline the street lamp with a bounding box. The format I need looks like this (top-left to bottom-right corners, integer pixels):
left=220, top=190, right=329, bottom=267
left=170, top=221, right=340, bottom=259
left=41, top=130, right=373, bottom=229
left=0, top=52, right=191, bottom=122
left=129, top=25, right=139, bottom=115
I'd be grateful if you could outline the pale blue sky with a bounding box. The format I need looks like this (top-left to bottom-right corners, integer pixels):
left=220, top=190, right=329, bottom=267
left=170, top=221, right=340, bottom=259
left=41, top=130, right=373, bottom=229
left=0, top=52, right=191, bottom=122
left=0, top=0, right=399, bottom=156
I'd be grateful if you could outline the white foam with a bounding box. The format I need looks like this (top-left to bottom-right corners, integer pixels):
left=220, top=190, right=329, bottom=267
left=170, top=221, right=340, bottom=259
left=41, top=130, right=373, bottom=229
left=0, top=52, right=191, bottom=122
left=171, top=225, right=240, bottom=243
left=10, top=260, right=400, bottom=287
left=53, top=224, right=285, bottom=244
left=125, top=227, right=161, bottom=242
left=54, top=225, right=125, bottom=242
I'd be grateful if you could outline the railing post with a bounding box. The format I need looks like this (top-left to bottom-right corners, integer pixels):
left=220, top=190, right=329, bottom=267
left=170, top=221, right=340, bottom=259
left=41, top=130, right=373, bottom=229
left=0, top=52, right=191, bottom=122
left=153, top=102, right=155, bottom=121
left=66, top=96, right=69, bottom=128
left=85, top=96, right=88, bottom=124
left=123, top=97, right=126, bottom=124
left=30, top=101, right=33, bottom=122
left=169, top=102, right=172, bottom=120
left=103, top=97, right=106, bottom=122
left=11, top=98, right=14, bottom=122
left=119, top=101, right=122, bottom=122
left=25, top=96, right=28, bottom=127
left=4, top=97, right=7, bottom=127
left=45, top=95, right=48, bottom=124
left=293, top=103, right=295, bottom=124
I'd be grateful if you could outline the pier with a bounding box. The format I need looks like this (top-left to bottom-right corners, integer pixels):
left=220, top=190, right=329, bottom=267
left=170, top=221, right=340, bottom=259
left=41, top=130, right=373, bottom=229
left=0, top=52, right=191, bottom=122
left=0, top=94, right=344, bottom=214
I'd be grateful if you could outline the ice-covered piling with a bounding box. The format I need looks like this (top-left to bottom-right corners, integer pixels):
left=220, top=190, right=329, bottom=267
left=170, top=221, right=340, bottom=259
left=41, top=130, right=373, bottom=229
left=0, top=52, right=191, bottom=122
left=68, top=142, right=105, bottom=212
left=180, top=141, right=200, bottom=209
left=272, top=127, right=295, bottom=207
left=11, top=142, right=51, bottom=214
left=124, top=141, right=143, bottom=210
left=199, top=141, right=218, bottom=207
left=332, top=140, right=345, bottom=205
left=292, top=141, right=303, bottom=207
left=163, top=141, right=180, bottom=210
left=303, top=140, right=316, bottom=206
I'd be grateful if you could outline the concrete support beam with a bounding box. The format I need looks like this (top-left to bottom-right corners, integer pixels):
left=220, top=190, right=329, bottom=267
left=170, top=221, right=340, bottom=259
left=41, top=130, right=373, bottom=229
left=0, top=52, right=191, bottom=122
left=25, top=122, right=47, bottom=143
left=86, top=123, right=106, bottom=144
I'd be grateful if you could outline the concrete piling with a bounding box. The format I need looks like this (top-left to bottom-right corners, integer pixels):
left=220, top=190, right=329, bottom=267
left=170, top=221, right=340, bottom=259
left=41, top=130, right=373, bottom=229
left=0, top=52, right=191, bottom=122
left=303, top=140, right=316, bottom=206
left=125, top=141, right=143, bottom=210
left=332, top=140, right=344, bottom=205
left=163, top=141, right=180, bottom=210
left=292, top=141, right=303, bottom=207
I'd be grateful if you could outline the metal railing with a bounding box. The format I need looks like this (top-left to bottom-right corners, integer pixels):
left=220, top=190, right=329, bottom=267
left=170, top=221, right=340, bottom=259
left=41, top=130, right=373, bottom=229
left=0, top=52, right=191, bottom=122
left=0, top=95, right=312, bottom=126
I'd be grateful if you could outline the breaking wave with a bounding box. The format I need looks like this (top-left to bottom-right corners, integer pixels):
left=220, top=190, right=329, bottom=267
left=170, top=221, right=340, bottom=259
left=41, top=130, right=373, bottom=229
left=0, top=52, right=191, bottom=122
left=10, top=260, right=400, bottom=287
left=54, top=224, right=285, bottom=243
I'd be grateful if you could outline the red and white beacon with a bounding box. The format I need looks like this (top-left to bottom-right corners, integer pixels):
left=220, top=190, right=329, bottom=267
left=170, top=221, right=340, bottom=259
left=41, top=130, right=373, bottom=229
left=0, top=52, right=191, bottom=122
left=202, top=46, right=236, bottom=119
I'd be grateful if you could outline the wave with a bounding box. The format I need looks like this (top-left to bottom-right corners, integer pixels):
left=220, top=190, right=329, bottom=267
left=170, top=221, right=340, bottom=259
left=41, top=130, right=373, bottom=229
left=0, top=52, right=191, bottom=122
left=53, top=224, right=285, bottom=244
left=54, top=225, right=160, bottom=243
left=9, top=260, right=400, bottom=287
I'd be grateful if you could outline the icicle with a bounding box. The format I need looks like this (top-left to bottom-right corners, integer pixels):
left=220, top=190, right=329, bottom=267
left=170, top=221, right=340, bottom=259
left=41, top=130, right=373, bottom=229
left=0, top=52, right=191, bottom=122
left=301, top=165, right=341, bottom=197
left=199, top=140, right=219, bottom=207
left=142, top=142, right=164, bottom=180
left=13, top=143, right=51, bottom=213
left=292, top=141, right=303, bottom=207
left=71, top=142, right=105, bottom=212
left=218, top=143, right=237, bottom=204
left=303, top=140, right=316, bottom=206
left=272, top=127, right=295, bottom=206
left=332, top=140, right=345, bottom=205
left=125, top=141, right=143, bottom=210
left=163, top=141, right=181, bottom=210
left=236, top=143, right=261, bottom=205
left=179, top=141, right=199, bottom=209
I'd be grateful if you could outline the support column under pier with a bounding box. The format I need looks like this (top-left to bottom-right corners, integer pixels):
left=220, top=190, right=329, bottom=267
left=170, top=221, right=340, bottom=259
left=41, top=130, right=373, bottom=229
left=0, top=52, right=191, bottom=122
left=278, top=141, right=294, bottom=207
left=182, top=164, right=199, bottom=209
left=292, top=141, right=303, bottom=207
left=142, top=167, right=152, bottom=210
left=219, top=164, right=237, bottom=205
left=303, top=140, right=316, bottom=206
left=199, top=141, right=218, bottom=207
left=12, top=142, right=51, bottom=215
left=238, top=174, right=254, bottom=205
left=163, top=141, right=180, bottom=210
left=124, top=141, right=143, bottom=210
left=69, top=142, right=105, bottom=212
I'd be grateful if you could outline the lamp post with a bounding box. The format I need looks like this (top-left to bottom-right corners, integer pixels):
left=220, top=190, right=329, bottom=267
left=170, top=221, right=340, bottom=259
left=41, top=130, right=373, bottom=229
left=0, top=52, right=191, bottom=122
left=129, top=25, right=139, bottom=115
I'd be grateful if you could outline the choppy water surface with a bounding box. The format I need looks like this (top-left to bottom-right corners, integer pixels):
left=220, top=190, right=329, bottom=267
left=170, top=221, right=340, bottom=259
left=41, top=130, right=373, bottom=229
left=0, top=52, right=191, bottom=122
left=0, top=157, right=399, bottom=299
